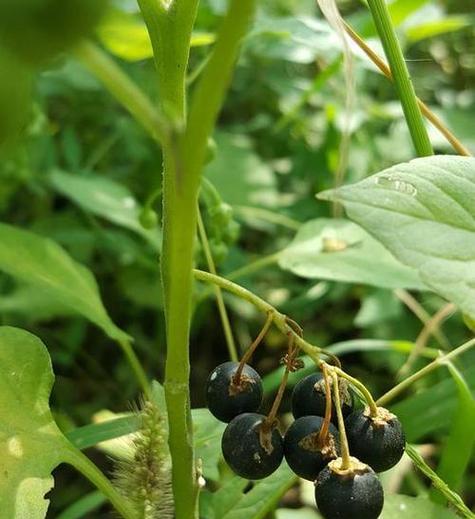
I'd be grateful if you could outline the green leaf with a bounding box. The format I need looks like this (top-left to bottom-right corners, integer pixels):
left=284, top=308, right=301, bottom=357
left=204, top=464, right=297, bottom=519
left=393, top=364, right=475, bottom=442
left=318, top=155, right=475, bottom=319
left=279, top=218, right=424, bottom=289
left=0, top=327, right=70, bottom=518
left=205, top=133, right=280, bottom=209
left=57, top=491, right=106, bottom=519
left=97, top=9, right=215, bottom=62
left=406, top=16, right=471, bottom=43
left=381, top=494, right=459, bottom=519
left=0, top=222, right=128, bottom=341
left=193, top=409, right=226, bottom=482
left=431, top=362, right=475, bottom=500
left=50, top=169, right=160, bottom=250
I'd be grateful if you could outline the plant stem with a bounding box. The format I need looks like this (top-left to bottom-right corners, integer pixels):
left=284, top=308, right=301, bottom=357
left=333, top=366, right=379, bottom=417
left=331, top=372, right=351, bottom=470
left=73, top=40, right=168, bottom=146
left=193, top=269, right=322, bottom=361
left=317, top=364, right=332, bottom=444
left=234, top=311, right=274, bottom=381
left=118, top=340, right=150, bottom=397
left=343, top=23, right=471, bottom=157
left=138, top=2, right=200, bottom=518
left=63, top=447, right=137, bottom=519
left=366, top=0, right=433, bottom=156
left=377, top=337, right=475, bottom=406
left=197, top=208, right=238, bottom=361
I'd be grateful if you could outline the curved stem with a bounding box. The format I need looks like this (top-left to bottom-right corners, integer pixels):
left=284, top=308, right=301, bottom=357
left=332, top=366, right=379, bottom=417
left=118, top=340, right=150, bottom=397
left=377, top=337, right=475, bottom=406
left=63, top=447, right=137, bottom=519
left=317, top=364, right=332, bottom=443
left=234, top=311, right=274, bottom=381
left=193, top=269, right=322, bottom=362
left=366, top=0, right=433, bottom=156
left=197, top=208, right=238, bottom=361
left=331, top=372, right=351, bottom=470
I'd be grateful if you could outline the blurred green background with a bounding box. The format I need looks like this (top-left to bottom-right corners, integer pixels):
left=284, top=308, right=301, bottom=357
left=0, top=0, right=474, bottom=516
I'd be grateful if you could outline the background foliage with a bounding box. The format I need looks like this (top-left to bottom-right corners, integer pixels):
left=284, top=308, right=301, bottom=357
left=0, top=0, right=474, bottom=517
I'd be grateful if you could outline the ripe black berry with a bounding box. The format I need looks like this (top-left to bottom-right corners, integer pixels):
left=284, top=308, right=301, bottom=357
left=284, top=416, right=340, bottom=481
left=291, top=373, right=353, bottom=422
left=345, top=407, right=405, bottom=473
left=315, top=458, right=384, bottom=519
left=221, top=413, right=284, bottom=479
left=206, top=361, right=263, bottom=423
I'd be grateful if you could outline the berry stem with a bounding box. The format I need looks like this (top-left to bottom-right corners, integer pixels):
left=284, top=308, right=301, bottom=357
left=377, top=336, right=475, bottom=406
left=264, top=335, right=298, bottom=428
left=333, top=366, right=379, bottom=418
left=234, top=311, right=274, bottom=383
left=331, top=371, right=351, bottom=471
left=193, top=269, right=322, bottom=361
left=317, top=364, right=333, bottom=444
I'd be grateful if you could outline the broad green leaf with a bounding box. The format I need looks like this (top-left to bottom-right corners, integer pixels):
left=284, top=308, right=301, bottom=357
left=193, top=409, right=227, bottom=482
left=50, top=170, right=160, bottom=250
left=406, top=16, right=470, bottom=43
left=0, top=327, right=70, bottom=518
left=204, top=464, right=297, bottom=519
left=318, top=156, right=475, bottom=319
left=57, top=491, right=105, bottom=519
left=381, top=494, right=459, bottom=519
left=0, top=223, right=128, bottom=341
left=279, top=218, right=424, bottom=289
left=205, top=133, right=280, bottom=209
left=431, top=363, right=475, bottom=501
left=97, top=9, right=215, bottom=61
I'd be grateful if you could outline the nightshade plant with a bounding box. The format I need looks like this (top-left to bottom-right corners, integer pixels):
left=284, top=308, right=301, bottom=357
left=0, top=0, right=475, bottom=518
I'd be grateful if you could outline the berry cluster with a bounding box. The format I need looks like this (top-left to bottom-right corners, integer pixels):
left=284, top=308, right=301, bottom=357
left=206, top=359, right=406, bottom=519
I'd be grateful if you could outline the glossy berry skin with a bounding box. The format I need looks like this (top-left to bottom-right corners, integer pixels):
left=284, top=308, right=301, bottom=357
left=222, top=413, right=284, bottom=479
left=291, top=373, right=353, bottom=422
left=206, top=361, right=263, bottom=423
left=284, top=416, right=340, bottom=481
left=345, top=408, right=406, bottom=473
left=315, top=464, right=384, bottom=519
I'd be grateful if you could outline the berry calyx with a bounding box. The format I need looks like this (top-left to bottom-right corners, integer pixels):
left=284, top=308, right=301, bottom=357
left=345, top=406, right=406, bottom=473
left=206, top=361, right=263, bottom=423
left=221, top=413, right=284, bottom=479
left=292, top=373, right=353, bottom=422
left=284, top=415, right=340, bottom=481
left=315, top=457, right=384, bottom=519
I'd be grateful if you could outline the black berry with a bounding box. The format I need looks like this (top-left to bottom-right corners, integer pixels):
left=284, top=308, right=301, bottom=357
left=315, top=458, right=384, bottom=519
left=345, top=407, right=405, bottom=473
left=206, top=361, right=263, bottom=423
left=221, top=413, right=284, bottom=479
left=284, top=415, right=340, bottom=481
left=291, top=373, right=353, bottom=422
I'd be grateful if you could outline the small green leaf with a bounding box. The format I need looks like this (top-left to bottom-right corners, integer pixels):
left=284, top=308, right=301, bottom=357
left=318, top=156, right=475, bottom=319
left=57, top=491, right=106, bottom=519
left=50, top=170, right=160, bottom=250
left=279, top=218, right=424, bottom=289
left=0, top=327, right=70, bottom=518
left=381, top=494, right=459, bottom=518
left=0, top=223, right=128, bottom=341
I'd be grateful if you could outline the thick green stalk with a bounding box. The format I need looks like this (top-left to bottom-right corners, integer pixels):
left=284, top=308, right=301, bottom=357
left=367, top=0, right=433, bottom=156
left=138, top=1, right=257, bottom=517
